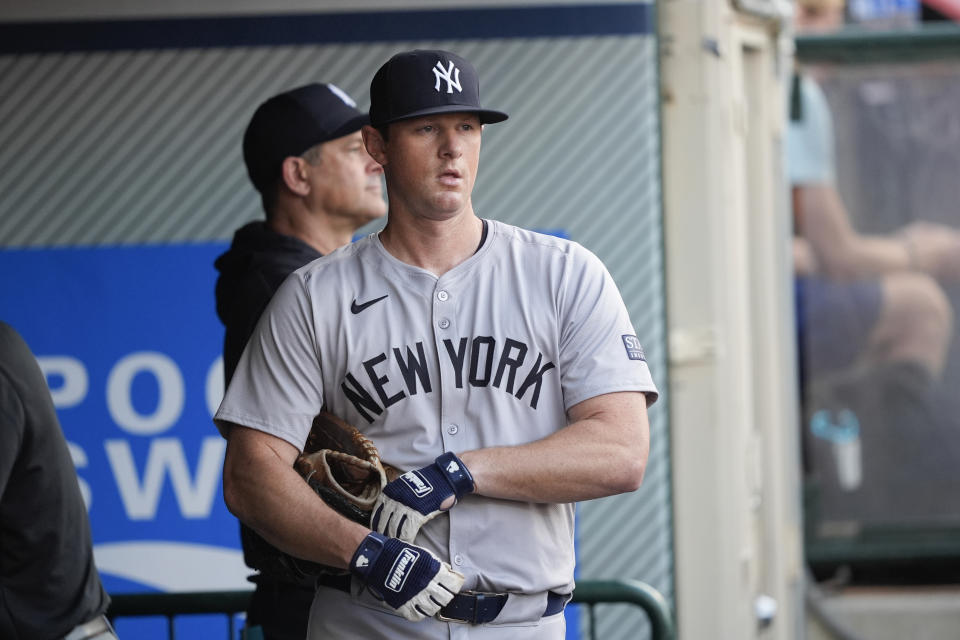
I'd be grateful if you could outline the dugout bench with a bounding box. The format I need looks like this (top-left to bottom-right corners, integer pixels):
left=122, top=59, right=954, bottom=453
left=108, top=578, right=676, bottom=640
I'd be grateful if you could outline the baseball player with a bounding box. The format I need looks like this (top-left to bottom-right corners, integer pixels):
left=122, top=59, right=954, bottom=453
left=216, top=49, right=658, bottom=639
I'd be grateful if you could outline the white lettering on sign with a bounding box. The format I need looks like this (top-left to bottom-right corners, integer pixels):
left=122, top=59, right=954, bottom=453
left=40, top=351, right=230, bottom=523
left=106, top=437, right=226, bottom=520
left=107, top=352, right=184, bottom=435
left=38, top=356, right=88, bottom=408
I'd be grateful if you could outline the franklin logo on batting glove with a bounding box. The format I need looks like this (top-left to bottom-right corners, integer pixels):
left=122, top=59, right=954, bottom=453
left=401, top=471, right=434, bottom=498
left=387, top=548, right=420, bottom=592
left=373, top=452, right=475, bottom=542
left=350, top=531, right=464, bottom=621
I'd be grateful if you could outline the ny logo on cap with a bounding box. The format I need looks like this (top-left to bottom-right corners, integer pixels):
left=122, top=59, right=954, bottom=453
left=433, top=60, right=462, bottom=94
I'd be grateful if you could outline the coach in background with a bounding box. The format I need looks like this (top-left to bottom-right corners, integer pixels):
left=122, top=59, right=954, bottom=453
left=216, top=49, right=657, bottom=638
left=214, top=83, right=386, bottom=640
left=0, top=321, right=118, bottom=640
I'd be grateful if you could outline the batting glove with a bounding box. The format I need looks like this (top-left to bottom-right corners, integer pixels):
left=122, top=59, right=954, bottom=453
left=372, top=452, right=475, bottom=542
left=350, top=531, right=464, bottom=621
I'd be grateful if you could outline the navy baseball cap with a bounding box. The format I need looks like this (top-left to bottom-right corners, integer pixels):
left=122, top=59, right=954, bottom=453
left=369, top=50, right=508, bottom=127
left=243, top=83, right=368, bottom=194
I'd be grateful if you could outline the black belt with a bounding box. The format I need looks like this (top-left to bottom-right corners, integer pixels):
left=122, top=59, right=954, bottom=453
left=316, top=573, right=568, bottom=624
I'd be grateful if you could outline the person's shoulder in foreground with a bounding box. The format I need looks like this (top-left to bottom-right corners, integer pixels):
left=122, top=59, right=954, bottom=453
left=0, top=321, right=115, bottom=640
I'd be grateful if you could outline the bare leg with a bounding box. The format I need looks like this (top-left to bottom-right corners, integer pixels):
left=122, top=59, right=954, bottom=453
left=866, top=271, right=953, bottom=379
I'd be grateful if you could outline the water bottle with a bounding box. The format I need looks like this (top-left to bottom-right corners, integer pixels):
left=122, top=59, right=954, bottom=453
left=810, top=409, right=862, bottom=491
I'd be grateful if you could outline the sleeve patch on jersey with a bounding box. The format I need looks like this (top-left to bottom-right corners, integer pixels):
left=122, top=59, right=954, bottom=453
left=622, top=335, right=646, bottom=361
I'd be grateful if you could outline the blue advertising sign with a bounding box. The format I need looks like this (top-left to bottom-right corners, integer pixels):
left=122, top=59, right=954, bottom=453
left=0, top=244, right=245, bottom=597
left=0, top=236, right=579, bottom=638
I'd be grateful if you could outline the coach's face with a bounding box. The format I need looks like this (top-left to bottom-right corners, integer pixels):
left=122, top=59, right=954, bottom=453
left=364, top=112, right=482, bottom=221
left=306, top=131, right=386, bottom=226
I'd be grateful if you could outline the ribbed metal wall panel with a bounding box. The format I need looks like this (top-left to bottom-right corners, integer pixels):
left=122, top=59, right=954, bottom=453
left=0, top=31, right=669, bottom=640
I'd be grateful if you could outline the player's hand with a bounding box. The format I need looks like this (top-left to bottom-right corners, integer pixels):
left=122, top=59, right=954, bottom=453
left=350, top=531, right=464, bottom=621
left=898, top=221, right=960, bottom=279
left=371, top=452, right=475, bottom=542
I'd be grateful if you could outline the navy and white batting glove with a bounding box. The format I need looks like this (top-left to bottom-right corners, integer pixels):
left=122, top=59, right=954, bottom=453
left=372, top=452, right=475, bottom=542
left=350, top=531, right=464, bottom=621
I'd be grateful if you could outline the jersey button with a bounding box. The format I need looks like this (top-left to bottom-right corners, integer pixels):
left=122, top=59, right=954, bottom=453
left=438, top=318, right=451, bottom=329
left=447, top=424, right=459, bottom=435
left=454, top=554, right=464, bottom=566
left=437, top=290, right=449, bottom=302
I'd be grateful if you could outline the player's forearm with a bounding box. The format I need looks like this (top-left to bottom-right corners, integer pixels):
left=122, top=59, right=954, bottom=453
left=222, top=424, right=368, bottom=568
left=461, top=430, right=646, bottom=503
left=233, top=476, right=368, bottom=569
left=460, top=392, right=650, bottom=503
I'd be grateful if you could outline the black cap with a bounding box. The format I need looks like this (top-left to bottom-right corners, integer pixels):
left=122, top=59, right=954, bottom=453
left=243, top=83, right=368, bottom=194
left=369, top=50, right=508, bottom=127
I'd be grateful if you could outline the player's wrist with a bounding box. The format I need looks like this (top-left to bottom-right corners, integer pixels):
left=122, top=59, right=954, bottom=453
left=349, top=531, right=388, bottom=582
left=435, top=451, right=475, bottom=498
left=348, top=530, right=459, bottom=619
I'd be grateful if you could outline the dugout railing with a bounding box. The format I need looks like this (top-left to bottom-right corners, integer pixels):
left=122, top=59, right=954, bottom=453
left=107, top=578, right=676, bottom=640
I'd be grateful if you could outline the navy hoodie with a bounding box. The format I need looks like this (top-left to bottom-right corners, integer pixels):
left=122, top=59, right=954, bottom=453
left=214, top=221, right=321, bottom=579
left=214, top=221, right=322, bottom=386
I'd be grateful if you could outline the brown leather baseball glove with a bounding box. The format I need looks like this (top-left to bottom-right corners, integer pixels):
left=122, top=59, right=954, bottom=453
left=295, top=411, right=399, bottom=525
left=246, top=411, right=399, bottom=580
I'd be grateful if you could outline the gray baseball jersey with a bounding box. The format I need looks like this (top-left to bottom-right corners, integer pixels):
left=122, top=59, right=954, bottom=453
left=215, top=219, right=658, bottom=635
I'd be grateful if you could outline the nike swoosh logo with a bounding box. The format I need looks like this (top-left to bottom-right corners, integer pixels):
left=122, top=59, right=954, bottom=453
left=351, top=294, right=389, bottom=314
